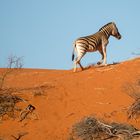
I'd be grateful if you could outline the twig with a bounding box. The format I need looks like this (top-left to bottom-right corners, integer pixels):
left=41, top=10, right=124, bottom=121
left=11, top=132, right=28, bottom=140
left=132, top=131, right=140, bottom=136
left=19, top=104, right=35, bottom=122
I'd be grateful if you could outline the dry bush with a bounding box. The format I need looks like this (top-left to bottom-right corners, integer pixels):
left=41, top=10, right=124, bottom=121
left=127, top=98, right=140, bottom=120
left=0, top=55, right=24, bottom=120
left=69, top=116, right=140, bottom=140
left=124, top=79, right=140, bottom=100
left=124, top=79, right=140, bottom=120
left=32, top=84, right=55, bottom=96
left=0, top=93, right=24, bottom=119
left=32, top=85, right=48, bottom=97
left=33, top=87, right=44, bottom=96
left=0, top=55, right=23, bottom=89
left=12, top=84, right=55, bottom=97
left=0, top=55, right=54, bottom=121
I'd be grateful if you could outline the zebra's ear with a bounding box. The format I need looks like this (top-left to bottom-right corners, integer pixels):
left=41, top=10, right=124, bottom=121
left=112, top=22, right=116, bottom=25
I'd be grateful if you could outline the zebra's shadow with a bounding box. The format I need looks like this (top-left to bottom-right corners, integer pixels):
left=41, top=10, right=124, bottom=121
left=84, top=62, right=120, bottom=71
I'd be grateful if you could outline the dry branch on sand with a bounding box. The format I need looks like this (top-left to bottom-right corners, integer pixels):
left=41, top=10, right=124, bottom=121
left=11, top=132, right=28, bottom=140
left=19, top=104, right=36, bottom=122
left=69, top=116, right=140, bottom=140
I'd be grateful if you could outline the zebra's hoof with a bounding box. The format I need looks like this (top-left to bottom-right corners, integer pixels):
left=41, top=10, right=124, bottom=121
left=100, top=63, right=108, bottom=66
left=97, top=62, right=102, bottom=65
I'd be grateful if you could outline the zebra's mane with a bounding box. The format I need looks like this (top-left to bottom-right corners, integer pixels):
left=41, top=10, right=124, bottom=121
left=99, top=22, right=113, bottom=31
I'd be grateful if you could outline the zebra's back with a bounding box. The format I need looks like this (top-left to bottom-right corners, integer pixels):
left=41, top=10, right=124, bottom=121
left=75, top=32, right=102, bottom=52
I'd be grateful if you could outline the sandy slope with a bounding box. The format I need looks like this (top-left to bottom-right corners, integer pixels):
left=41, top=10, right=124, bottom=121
left=0, top=58, right=140, bottom=140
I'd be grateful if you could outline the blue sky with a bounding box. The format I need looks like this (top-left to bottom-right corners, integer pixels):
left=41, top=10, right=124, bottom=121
left=0, top=0, right=140, bottom=69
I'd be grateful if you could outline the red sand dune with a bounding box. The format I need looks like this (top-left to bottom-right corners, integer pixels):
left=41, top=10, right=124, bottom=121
left=0, top=58, right=140, bottom=140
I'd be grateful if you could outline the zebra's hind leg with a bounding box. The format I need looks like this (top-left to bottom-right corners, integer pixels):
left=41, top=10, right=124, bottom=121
left=73, top=57, right=84, bottom=72
left=73, top=61, right=84, bottom=72
left=73, top=61, right=77, bottom=72
left=78, top=62, right=84, bottom=70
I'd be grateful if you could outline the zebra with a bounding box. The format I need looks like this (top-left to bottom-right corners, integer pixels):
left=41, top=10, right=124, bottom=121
left=72, top=22, right=121, bottom=72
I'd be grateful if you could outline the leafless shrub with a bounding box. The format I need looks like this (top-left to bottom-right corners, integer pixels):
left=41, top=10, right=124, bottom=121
left=69, top=116, right=140, bottom=140
left=32, top=84, right=55, bottom=96
left=124, top=79, right=140, bottom=100
left=124, top=79, right=140, bottom=120
left=127, top=99, right=140, bottom=120
left=0, top=55, right=23, bottom=90
left=0, top=55, right=24, bottom=120
left=12, top=84, right=55, bottom=97
left=0, top=87, right=41, bottom=120
left=32, top=86, right=46, bottom=97
left=7, top=55, right=23, bottom=69
left=0, top=93, right=24, bottom=119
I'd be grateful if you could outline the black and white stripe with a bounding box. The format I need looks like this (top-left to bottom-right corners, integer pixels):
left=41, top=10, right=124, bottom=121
left=72, top=22, right=121, bottom=72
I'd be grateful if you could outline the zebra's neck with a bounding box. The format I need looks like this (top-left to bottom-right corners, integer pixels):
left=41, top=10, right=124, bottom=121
left=99, top=26, right=112, bottom=39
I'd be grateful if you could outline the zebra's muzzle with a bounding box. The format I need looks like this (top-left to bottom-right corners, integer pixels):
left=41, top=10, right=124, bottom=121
left=117, top=32, right=121, bottom=39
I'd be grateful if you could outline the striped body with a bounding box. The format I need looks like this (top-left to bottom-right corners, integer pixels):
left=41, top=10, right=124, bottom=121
left=75, top=32, right=103, bottom=52
left=72, top=22, right=121, bottom=72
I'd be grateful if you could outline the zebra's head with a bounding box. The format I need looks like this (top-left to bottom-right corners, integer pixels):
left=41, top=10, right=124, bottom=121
left=111, top=22, right=121, bottom=40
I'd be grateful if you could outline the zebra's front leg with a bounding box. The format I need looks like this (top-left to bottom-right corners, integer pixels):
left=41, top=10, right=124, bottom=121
left=97, top=56, right=104, bottom=65
left=97, top=50, right=104, bottom=65
left=98, top=46, right=107, bottom=66
left=102, top=46, right=107, bottom=66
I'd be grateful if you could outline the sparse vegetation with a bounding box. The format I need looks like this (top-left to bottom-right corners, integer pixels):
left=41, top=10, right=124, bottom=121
left=124, top=79, right=140, bottom=120
left=128, top=98, right=140, bottom=120
left=32, top=84, right=54, bottom=97
left=124, top=79, right=140, bottom=100
left=69, top=116, right=140, bottom=140
left=0, top=55, right=55, bottom=121
left=0, top=93, right=24, bottom=119
left=0, top=55, right=23, bottom=90
left=0, top=56, right=24, bottom=120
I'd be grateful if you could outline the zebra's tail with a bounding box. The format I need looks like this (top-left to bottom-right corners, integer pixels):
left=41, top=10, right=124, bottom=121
left=72, top=42, right=76, bottom=61
left=72, top=52, right=75, bottom=61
